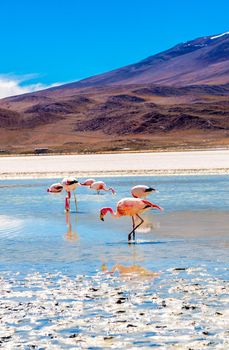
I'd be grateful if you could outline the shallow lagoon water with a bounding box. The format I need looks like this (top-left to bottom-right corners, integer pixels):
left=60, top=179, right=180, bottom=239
left=0, top=175, right=228, bottom=349
left=0, top=175, right=228, bottom=274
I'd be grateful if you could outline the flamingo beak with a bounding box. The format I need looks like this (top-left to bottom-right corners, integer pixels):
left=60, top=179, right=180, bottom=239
left=100, top=213, right=104, bottom=221
left=152, top=188, right=160, bottom=193
left=145, top=187, right=158, bottom=193
left=153, top=204, right=164, bottom=211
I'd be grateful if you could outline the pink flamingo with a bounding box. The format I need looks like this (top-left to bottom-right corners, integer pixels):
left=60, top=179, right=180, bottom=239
left=47, top=183, right=63, bottom=193
left=80, top=178, right=96, bottom=187
left=62, top=177, right=79, bottom=211
left=131, top=185, right=157, bottom=198
left=100, top=197, right=163, bottom=242
left=82, top=179, right=115, bottom=194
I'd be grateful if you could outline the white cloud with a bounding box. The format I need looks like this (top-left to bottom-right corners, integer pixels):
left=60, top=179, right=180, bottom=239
left=0, top=75, right=61, bottom=99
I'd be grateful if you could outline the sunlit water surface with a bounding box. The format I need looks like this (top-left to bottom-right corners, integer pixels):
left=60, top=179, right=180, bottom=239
left=0, top=175, right=228, bottom=275
left=0, top=175, right=228, bottom=348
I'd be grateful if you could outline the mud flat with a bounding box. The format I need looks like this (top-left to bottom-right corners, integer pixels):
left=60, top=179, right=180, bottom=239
left=0, top=266, right=228, bottom=349
left=0, top=149, right=229, bottom=179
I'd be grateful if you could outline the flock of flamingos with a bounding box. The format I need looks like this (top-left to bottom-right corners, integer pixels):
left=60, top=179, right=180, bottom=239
left=47, top=177, right=163, bottom=242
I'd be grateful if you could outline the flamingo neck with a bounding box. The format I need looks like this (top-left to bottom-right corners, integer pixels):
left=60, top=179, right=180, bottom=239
left=105, top=207, right=119, bottom=218
left=103, top=187, right=115, bottom=194
left=109, top=187, right=116, bottom=195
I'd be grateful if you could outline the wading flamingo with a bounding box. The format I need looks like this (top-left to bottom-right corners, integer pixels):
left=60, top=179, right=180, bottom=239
left=47, top=183, right=63, bottom=193
left=131, top=185, right=157, bottom=198
left=100, top=197, right=163, bottom=242
left=80, top=178, right=96, bottom=186
left=62, top=177, right=79, bottom=211
left=87, top=180, right=116, bottom=195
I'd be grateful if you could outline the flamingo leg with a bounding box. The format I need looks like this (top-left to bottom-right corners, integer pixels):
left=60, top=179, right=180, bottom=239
left=65, top=196, right=70, bottom=212
left=67, top=191, right=71, bottom=211
left=128, top=216, right=135, bottom=241
left=128, top=214, right=144, bottom=242
left=135, top=214, right=144, bottom=231
left=132, top=216, right=136, bottom=241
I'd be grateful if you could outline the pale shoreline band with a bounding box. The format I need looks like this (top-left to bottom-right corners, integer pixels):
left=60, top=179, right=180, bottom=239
left=0, top=150, right=228, bottom=179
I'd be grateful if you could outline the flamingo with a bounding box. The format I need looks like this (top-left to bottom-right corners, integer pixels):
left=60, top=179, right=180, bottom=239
left=47, top=182, right=63, bottom=193
left=89, top=180, right=115, bottom=195
left=80, top=178, right=96, bottom=186
left=62, top=177, right=79, bottom=211
left=131, top=185, right=157, bottom=198
left=100, top=197, right=163, bottom=242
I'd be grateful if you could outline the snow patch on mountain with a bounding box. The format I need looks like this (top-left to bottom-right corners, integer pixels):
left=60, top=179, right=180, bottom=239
left=210, top=32, right=229, bottom=40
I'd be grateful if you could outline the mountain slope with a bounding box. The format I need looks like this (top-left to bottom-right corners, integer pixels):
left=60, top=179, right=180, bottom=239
left=59, top=32, right=229, bottom=88
left=0, top=82, right=228, bottom=153
left=0, top=32, right=228, bottom=153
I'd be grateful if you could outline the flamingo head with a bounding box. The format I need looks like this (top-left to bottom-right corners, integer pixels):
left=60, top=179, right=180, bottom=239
left=145, top=187, right=158, bottom=193
left=100, top=208, right=106, bottom=221
left=100, top=207, right=112, bottom=221
left=73, top=179, right=80, bottom=186
left=110, top=187, right=116, bottom=195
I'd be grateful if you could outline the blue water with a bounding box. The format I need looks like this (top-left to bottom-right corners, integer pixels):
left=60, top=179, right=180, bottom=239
left=0, top=175, right=228, bottom=276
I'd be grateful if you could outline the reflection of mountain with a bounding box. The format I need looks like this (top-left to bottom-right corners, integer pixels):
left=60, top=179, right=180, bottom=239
left=0, top=32, right=229, bottom=153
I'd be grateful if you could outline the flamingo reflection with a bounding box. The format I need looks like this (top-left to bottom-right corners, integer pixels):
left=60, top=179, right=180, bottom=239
left=102, top=263, right=159, bottom=278
left=64, top=211, right=78, bottom=241
left=101, top=241, right=159, bottom=279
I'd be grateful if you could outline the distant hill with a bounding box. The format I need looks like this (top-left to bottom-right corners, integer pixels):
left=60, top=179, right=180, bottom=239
left=0, top=32, right=228, bottom=153
left=57, top=32, right=229, bottom=88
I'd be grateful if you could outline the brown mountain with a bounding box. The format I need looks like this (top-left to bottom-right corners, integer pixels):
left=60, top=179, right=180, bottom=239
left=0, top=32, right=229, bottom=154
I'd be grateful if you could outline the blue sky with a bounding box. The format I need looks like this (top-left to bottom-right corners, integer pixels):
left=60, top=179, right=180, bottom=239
left=0, top=0, right=229, bottom=97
